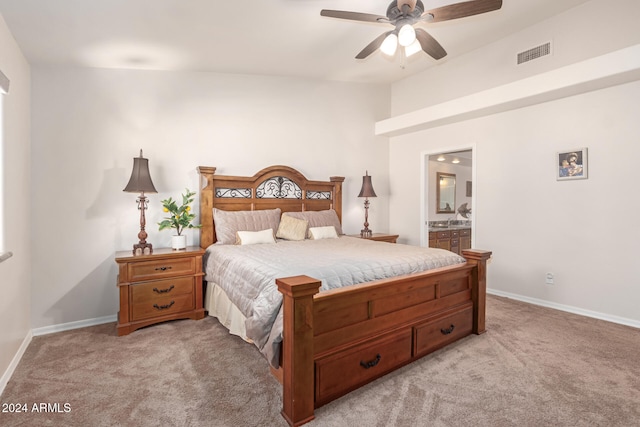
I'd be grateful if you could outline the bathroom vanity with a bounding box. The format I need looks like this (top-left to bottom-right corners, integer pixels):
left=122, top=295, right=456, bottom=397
left=428, top=226, right=471, bottom=255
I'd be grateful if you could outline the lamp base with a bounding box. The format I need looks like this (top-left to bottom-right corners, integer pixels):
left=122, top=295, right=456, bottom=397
left=132, top=242, right=153, bottom=256
left=132, top=193, right=153, bottom=256
left=360, top=197, right=373, bottom=238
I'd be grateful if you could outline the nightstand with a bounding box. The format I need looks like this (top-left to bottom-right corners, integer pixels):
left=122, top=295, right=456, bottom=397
left=348, top=233, right=399, bottom=243
left=115, top=246, right=205, bottom=336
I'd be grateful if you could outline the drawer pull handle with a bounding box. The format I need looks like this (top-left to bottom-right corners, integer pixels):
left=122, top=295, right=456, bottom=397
left=441, top=324, right=455, bottom=335
left=360, top=354, right=381, bottom=369
left=153, top=301, right=175, bottom=311
left=155, top=266, right=172, bottom=271
left=153, top=285, right=175, bottom=294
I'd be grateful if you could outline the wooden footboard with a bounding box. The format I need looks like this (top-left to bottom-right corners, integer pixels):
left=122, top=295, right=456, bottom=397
left=276, top=249, right=492, bottom=426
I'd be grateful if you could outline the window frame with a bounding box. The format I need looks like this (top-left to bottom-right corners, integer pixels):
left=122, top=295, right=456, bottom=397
left=0, top=68, right=12, bottom=262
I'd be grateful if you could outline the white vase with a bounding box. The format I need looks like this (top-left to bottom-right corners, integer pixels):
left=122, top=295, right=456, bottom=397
left=171, top=235, right=187, bottom=250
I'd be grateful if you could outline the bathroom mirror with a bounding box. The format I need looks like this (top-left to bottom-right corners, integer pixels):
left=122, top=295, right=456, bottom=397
left=436, top=172, right=456, bottom=214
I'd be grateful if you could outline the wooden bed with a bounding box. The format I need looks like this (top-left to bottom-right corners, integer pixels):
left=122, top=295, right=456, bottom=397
left=197, top=165, right=491, bottom=427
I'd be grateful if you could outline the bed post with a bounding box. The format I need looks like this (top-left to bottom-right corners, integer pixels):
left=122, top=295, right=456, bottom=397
left=276, top=275, right=322, bottom=427
left=461, top=249, right=492, bottom=334
left=197, top=166, right=216, bottom=249
left=330, top=176, right=344, bottom=223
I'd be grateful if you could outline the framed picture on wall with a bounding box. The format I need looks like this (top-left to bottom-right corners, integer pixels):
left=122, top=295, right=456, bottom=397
left=557, top=148, right=588, bottom=181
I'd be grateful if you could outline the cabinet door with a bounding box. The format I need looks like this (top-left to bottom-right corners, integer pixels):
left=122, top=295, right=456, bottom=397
left=436, top=231, right=450, bottom=251
left=450, top=238, right=460, bottom=254
left=450, top=231, right=460, bottom=254
left=460, top=228, right=471, bottom=250
left=460, top=237, right=471, bottom=250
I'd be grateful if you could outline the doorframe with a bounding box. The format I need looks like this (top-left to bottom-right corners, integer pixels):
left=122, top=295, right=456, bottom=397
left=419, top=143, right=477, bottom=248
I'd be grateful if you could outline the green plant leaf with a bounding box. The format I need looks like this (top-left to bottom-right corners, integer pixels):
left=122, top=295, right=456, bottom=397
left=158, top=188, right=200, bottom=235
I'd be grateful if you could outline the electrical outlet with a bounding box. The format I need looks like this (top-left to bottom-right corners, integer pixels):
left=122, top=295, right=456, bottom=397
left=545, top=272, right=554, bottom=285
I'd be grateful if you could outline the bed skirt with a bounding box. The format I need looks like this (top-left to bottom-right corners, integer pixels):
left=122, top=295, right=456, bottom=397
left=204, top=282, right=252, bottom=343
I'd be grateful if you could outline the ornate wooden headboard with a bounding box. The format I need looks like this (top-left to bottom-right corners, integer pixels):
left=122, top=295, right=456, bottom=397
left=197, top=165, right=345, bottom=249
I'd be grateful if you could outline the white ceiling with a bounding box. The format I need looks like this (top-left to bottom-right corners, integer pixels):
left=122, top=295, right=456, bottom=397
left=0, top=0, right=591, bottom=84
left=429, top=150, right=472, bottom=167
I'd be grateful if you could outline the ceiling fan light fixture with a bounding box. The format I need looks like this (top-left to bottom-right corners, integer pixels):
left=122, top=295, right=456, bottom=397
left=405, top=39, right=422, bottom=57
left=398, top=24, right=416, bottom=47
left=380, top=33, right=398, bottom=56
left=321, top=0, right=503, bottom=62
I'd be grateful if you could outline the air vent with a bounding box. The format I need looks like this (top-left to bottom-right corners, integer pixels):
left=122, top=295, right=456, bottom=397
left=517, top=42, right=551, bottom=65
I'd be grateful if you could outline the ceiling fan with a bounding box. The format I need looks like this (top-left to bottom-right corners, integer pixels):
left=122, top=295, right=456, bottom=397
left=320, top=0, right=503, bottom=60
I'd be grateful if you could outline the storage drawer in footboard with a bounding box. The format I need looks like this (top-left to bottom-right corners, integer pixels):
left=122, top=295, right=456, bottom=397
left=413, top=304, right=473, bottom=357
left=315, top=329, right=412, bottom=407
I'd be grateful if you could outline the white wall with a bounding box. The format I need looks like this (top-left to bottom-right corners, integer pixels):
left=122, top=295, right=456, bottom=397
left=388, top=0, right=640, bottom=324
left=391, top=80, right=640, bottom=323
left=30, top=67, right=390, bottom=329
left=391, top=0, right=640, bottom=116
left=0, top=13, right=31, bottom=388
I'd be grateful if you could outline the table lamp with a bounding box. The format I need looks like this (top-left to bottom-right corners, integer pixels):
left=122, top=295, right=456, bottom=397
left=357, top=171, right=377, bottom=237
left=123, top=150, right=157, bottom=255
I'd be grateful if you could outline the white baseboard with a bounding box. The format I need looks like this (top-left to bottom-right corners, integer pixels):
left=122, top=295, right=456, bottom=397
left=1, top=315, right=116, bottom=396
left=32, top=314, right=117, bottom=336
left=0, top=330, right=32, bottom=396
left=488, top=288, right=640, bottom=329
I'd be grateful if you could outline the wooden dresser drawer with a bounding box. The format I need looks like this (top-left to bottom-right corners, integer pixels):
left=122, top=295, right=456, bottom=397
left=315, top=329, right=412, bottom=406
left=459, top=228, right=471, bottom=237
left=413, top=305, right=473, bottom=357
left=131, top=276, right=193, bottom=304
left=131, top=293, right=195, bottom=321
left=436, top=230, right=450, bottom=239
left=128, top=257, right=196, bottom=281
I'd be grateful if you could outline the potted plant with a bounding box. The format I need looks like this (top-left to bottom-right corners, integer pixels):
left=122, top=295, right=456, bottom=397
left=158, top=189, right=201, bottom=250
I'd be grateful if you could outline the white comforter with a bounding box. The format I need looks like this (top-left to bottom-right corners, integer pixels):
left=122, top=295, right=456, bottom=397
left=203, top=236, right=465, bottom=365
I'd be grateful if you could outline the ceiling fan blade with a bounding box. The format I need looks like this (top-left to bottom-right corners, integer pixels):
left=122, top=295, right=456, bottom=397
left=415, top=28, right=447, bottom=60
left=356, top=31, right=393, bottom=59
left=424, top=0, right=502, bottom=23
left=321, top=9, right=389, bottom=24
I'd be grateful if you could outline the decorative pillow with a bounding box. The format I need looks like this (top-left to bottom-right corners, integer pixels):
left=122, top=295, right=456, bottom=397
left=308, top=226, right=338, bottom=240
left=282, top=209, right=343, bottom=236
left=236, top=229, right=276, bottom=245
left=276, top=215, right=308, bottom=241
left=213, top=208, right=281, bottom=245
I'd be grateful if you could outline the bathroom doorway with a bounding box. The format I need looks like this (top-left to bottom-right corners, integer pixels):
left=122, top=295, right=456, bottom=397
left=420, top=146, right=475, bottom=247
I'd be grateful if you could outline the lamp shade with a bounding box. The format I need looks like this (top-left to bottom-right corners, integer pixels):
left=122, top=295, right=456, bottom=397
left=380, top=33, right=398, bottom=56
left=123, top=150, right=157, bottom=193
left=358, top=171, right=377, bottom=198
left=405, top=39, right=422, bottom=57
left=398, top=24, right=416, bottom=47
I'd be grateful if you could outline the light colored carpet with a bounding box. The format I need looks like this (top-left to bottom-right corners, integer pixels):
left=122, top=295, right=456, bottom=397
left=1, top=295, right=639, bottom=427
